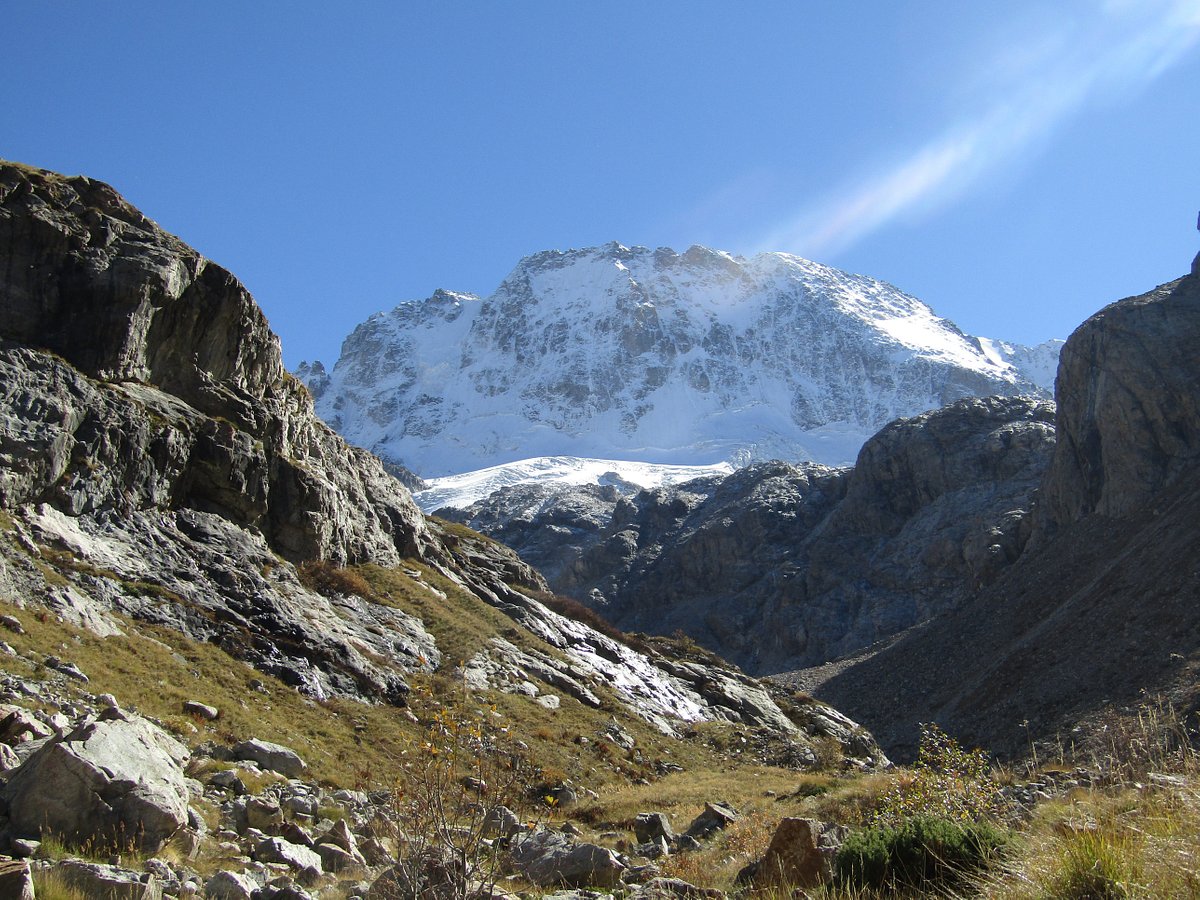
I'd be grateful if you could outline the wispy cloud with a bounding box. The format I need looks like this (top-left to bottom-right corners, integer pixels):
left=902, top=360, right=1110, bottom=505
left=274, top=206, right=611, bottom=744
left=757, top=0, right=1200, bottom=259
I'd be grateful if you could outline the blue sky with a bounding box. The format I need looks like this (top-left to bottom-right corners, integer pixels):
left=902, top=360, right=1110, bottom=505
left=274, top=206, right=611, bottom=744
left=5, top=2, right=1200, bottom=369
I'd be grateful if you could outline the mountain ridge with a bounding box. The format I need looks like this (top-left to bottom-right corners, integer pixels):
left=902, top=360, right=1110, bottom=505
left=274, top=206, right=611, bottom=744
left=300, top=241, right=1062, bottom=480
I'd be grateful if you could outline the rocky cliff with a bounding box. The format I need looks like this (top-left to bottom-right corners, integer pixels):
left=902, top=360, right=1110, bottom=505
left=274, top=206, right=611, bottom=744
left=0, top=161, right=882, bottom=758
left=813, top=261, right=1200, bottom=758
left=447, top=395, right=1056, bottom=674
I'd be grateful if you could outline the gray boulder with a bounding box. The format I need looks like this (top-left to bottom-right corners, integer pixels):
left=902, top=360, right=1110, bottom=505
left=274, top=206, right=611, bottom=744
left=232, top=738, right=306, bottom=777
left=742, top=817, right=847, bottom=889
left=0, top=860, right=34, bottom=900
left=1, top=714, right=189, bottom=852
left=254, top=836, right=324, bottom=876
left=51, top=859, right=163, bottom=899
left=684, top=802, right=738, bottom=840
left=634, top=812, right=675, bottom=845
left=510, top=828, right=626, bottom=888
left=205, top=870, right=259, bottom=899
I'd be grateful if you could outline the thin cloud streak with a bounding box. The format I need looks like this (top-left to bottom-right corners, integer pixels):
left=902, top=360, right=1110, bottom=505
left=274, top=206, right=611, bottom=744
left=758, top=0, right=1200, bottom=260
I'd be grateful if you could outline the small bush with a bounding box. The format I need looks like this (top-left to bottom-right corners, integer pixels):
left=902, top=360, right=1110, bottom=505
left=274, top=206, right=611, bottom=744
left=297, top=560, right=374, bottom=599
left=874, top=722, right=1006, bottom=827
left=835, top=814, right=1008, bottom=890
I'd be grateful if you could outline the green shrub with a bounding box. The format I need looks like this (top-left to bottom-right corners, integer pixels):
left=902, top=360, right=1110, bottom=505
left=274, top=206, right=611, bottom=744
left=835, top=814, right=1009, bottom=890
left=874, top=722, right=1006, bottom=826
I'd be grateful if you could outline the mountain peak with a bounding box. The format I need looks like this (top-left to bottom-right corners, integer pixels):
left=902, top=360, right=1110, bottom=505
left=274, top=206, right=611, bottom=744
left=304, top=242, right=1058, bottom=479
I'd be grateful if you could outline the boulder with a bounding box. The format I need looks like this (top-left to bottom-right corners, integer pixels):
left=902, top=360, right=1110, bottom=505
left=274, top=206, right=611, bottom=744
left=684, top=802, right=738, bottom=840
left=0, top=707, right=52, bottom=744
left=510, top=828, right=627, bottom=888
left=482, top=804, right=521, bottom=839
left=232, top=738, right=307, bottom=777
left=254, top=835, right=324, bottom=876
left=632, top=877, right=726, bottom=899
left=315, top=840, right=363, bottom=873
left=1, top=714, right=189, bottom=852
left=634, top=812, right=675, bottom=844
left=0, top=859, right=34, bottom=900
left=315, top=817, right=360, bottom=856
left=51, top=859, right=163, bottom=899
left=744, top=817, right=847, bottom=889
left=204, top=870, right=258, bottom=899
left=244, top=796, right=285, bottom=832
left=182, top=700, right=219, bottom=720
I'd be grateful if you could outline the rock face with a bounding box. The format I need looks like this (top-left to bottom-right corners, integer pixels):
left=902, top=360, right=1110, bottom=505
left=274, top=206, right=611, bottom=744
left=815, top=265, right=1200, bottom=758
left=303, top=243, right=1058, bottom=477
left=448, top=396, right=1055, bottom=674
left=0, top=163, right=433, bottom=568
left=2, top=713, right=190, bottom=852
left=1038, top=273, right=1200, bottom=530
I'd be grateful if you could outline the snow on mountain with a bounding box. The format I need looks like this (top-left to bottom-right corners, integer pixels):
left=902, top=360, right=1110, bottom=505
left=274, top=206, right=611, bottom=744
left=413, top=456, right=735, bottom=513
left=299, top=243, right=1058, bottom=484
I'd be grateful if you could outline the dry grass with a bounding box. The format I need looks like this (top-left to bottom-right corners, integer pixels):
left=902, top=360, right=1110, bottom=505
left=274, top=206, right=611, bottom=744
left=576, top=766, right=837, bottom=833
left=661, top=809, right=776, bottom=889
left=975, top=784, right=1200, bottom=898
left=29, top=869, right=91, bottom=900
left=975, top=700, right=1200, bottom=899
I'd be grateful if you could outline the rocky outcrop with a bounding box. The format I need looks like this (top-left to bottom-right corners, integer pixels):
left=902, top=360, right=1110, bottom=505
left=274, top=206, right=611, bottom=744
left=815, top=264, right=1200, bottom=759
left=1037, top=272, right=1200, bottom=531
left=448, top=395, right=1055, bottom=674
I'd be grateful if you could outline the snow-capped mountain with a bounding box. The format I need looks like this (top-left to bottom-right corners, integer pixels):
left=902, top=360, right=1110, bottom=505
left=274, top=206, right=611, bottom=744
left=299, top=243, right=1060, bottom=481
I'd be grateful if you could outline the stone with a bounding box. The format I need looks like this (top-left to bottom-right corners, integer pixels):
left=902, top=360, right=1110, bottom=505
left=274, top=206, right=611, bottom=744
left=634, top=812, right=675, bottom=844
left=0, top=741, right=21, bottom=772
left=257, top=877, right=317, bottom=899
left=280, top=820, right=314, bottom=847
left=0, top=707, right=52, bottom=744
left=315, top=840, right=364, bottom=873
left=51, top=859, right=163, bottom=899
left=183, top=700, right=219, bottom=720
left=0, top=615, right=24, bottom=634
left=746, top=817, right=848, bottom=890
left=9, top=838, right=39, bottom=857
left=204, top=870, right=258, bottom=900
left=1, top=713, right=190, bottom=852
left=632, top=877, right=726, bottom=899
left=233, top=738, right=307, bottom=777
left=685, top=802, right=738, bottom=840
left=359, top=836, right=394, bottom=867
left=510, top=828, right=626, bottom=888
left=0, top=859, right=34, bottom=900
left=546, top=784, right=578, bottom=808
left=209, top=768, right=247, bottom=794
left=316, top=817, right=360, bottom=855
left=55, top=661, right=89, bottom=682
left=254, top=836, right=324, bottom=876
left=244, top=796, right=285, bottom=832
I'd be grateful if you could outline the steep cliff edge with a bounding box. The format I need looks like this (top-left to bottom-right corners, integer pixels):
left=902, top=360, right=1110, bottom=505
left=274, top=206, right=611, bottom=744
left=815, top=264, right=1200, bottom=759
left=0, top=161, right=434, bottom=568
